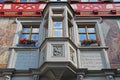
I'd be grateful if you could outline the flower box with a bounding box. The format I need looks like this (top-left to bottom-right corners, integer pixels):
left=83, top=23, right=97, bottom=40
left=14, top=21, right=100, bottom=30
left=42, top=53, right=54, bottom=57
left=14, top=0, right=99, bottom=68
left=81, top=39, right=100, bottom=46
left=18, top=38, right=36, bottom=47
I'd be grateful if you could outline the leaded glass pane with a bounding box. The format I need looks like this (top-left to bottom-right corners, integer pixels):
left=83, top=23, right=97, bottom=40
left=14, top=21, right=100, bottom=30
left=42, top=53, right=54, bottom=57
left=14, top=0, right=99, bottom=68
left=80, top=34, right=86, bottom=40
left=88, top=28, right=95, bottom=33
left=54, top=22, right=62, bottom=28
left=22, top=34, right=29, bottom=39
left=89, top=34, right=96, bottom=40
left=54, top=29, right=62, bottom=37
left=23, top=28, right=30, bottom=33
left=32, top=28, right=39, bottom=33
left=31, top=34, right=39, bottom=40
left=78, top=28, right=86, bottom=33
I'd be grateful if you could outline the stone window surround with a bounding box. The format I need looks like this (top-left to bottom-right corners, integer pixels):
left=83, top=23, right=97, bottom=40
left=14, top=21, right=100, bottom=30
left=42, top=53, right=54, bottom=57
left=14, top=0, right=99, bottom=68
left=75, top=17, right=106, bottom=46
left=13, top=17, right=41, bottom=46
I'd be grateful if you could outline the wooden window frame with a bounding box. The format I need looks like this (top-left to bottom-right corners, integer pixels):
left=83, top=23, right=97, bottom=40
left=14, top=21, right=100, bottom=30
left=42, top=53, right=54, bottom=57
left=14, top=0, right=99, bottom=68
left=21, top=25, right=39, bottom=41
left=78, top=24, right=97, bottom=41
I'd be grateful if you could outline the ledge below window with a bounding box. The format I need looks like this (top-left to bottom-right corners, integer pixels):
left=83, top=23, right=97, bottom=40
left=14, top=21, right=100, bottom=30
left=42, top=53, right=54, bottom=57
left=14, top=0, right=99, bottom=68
left=79, top=46, right=109, bottom=50
left=16, top=43, right=36, bottom=47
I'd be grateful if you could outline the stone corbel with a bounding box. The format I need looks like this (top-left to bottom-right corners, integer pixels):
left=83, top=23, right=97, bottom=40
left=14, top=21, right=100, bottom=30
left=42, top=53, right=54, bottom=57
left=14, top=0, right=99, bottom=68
left=77, top=74, right=84, bottom=80
left=102, top=69, right=116, bottom=80
left=76, top=69, right=87, bottom=80
left=33, top=75, right=40, bottom=80
left=4, top=75, right=11, bottom=80
left=106, top=75, right=114, bottom=80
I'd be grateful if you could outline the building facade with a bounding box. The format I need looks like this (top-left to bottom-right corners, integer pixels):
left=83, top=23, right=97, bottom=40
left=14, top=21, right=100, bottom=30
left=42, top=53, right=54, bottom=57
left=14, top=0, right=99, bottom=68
left=0, top=0, right=120, bottom=80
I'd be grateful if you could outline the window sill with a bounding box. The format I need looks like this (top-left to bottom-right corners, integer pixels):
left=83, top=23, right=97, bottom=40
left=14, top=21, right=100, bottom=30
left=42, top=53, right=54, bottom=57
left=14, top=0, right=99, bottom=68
left=79, top=46, right=109, bottom=50
left=16, top=43, right=36, bottom=47
left=81, top=43, right=99, bottom=47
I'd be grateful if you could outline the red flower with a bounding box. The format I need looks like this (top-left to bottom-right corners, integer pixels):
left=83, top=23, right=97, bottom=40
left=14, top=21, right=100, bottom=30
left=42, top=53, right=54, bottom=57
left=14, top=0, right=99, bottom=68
left=91, top=39, right=95, bottom=43
left=83, top=39, right=86, bottom=44
left=20, top=38, right=26, bottom=44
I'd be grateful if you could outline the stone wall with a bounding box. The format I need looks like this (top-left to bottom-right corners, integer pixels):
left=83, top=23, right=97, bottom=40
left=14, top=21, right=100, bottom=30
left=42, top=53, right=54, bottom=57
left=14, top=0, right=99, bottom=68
left=101, top=18, right=120, bottom=68
left=0, top=17, right=16, bottom=68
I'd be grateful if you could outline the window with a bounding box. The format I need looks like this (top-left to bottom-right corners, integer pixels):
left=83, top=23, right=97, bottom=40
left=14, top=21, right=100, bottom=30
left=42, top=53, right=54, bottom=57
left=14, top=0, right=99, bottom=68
left=78, top=24, right=97, bottom=41
left=21, top=25, right=39, bottom=41
left=50, top=0, right=67, bottom=1
left=20, top=0, right=27, bottom=2
left=0, top=0, right=3, bottom=2
left=20, top=0, right=36, bottom=2
left=53, top=21, right=63, bottom=37
left=81, top=0, right=98, bottom=2
left=113, top=0, right=120, bottom=2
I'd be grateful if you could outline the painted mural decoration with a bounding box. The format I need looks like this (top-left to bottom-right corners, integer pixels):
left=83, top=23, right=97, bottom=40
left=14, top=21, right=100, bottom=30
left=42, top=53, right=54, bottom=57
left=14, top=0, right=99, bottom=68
left=0, top=18, right=16, bottom=68
left=102, top=19, right=120, bottom=68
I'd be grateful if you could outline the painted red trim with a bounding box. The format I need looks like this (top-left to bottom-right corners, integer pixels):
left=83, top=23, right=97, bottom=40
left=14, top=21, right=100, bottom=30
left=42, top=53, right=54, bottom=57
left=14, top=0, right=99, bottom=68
left=0, top=2, right=120, bottom=17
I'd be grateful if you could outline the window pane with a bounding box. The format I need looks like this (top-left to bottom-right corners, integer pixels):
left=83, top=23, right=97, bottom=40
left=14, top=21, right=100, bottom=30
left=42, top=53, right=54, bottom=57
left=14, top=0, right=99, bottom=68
left=81, top=0, right=88, bottom=2
left=54, top=22, right=62, bottom=28
left=31, top=34, right=39, bottom=40
left=29, top=0, right=36, bottom=2
left=0, top=0, right=3, bottom=2
left=20, top=0, right=27, bottom=2
left=90, top=0, right=97, bottom=2
left=22, top=34, right=29, bottom=40
left=32, top=28, right=39, bottom=33
left=114, top=0, right=120, bottom=2
left=89, top=34, right=96, bottom=40
left=78, top=28, right=86, bottom=33
left=88, top=28, right=95, bottom=33
left=23, top=28, right=30, bottom=33
left=54, top=29, right=62, bottom=37
left=80, top=34, right=86, bottom=40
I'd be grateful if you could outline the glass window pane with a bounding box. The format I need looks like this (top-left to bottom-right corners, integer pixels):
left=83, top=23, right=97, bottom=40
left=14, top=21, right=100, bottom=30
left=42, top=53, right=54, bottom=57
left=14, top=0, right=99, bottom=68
left=31, top=34, right=39, bottom=40
left=54, top=22, right=62, bottom=28
left=88, top=28, right=95, bottom=33
left=81, top=0, right=88, bottom=2
left=32, top=28, right=39, bottom=33
left=20, top=0, right=27, bottom=2
left=29, top=0, right=36, bottom=2
left=54, top=29, right=62, bottom=37
left=80, top=34, right=86, bottom=40
left=78, top=28, right=86, bottom=33
left=114, top=0, right=120, bottom=2
left=89, top=34, right=96, bottom=40
left=0, top=0, right=3, bottom=2
left=23, top=28, right=30, bottom=33
left=90, top=0, right=97, bottom=2
left=22, top=34, right=29, bottom=40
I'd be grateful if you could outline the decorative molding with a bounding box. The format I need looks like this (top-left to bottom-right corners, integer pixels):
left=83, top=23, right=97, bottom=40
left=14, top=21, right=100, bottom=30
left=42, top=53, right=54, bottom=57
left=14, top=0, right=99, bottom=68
left=70, top=47, right=74, bottom=62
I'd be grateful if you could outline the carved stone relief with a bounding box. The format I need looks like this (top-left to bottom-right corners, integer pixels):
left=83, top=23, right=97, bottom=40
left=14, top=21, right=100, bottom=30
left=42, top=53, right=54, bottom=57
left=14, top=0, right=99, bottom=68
left=53, top=45, right=63, bottom=56
left=70, top=47, right=74, bottom=62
